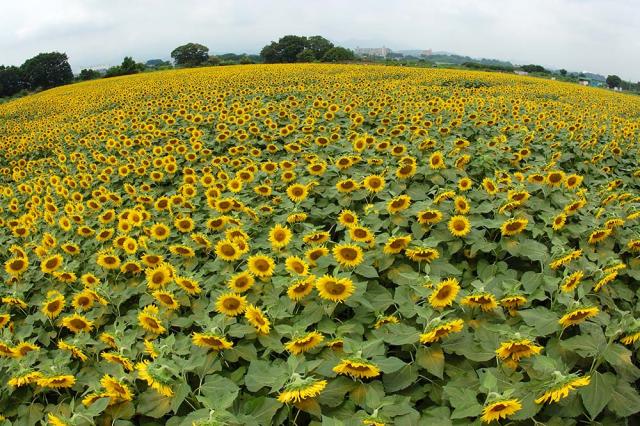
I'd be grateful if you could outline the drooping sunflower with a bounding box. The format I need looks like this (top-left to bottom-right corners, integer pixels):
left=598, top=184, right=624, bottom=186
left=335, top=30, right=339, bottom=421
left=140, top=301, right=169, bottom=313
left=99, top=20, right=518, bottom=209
left=316, top=275, right=355, bottom=302
left=102, top=352, right=134, bottom=371
left=560, top=270, right=584, bottom=292
left=285, top=331, right=324, bottom=355
left=405, top=247, right=440, bottom=263
left=247, top=254, right=276, bottom=278
left=333, top=358, right=381, bottom=379
left=58, top=341, right=88, bottom=362
left=535, top=374, right=590, bottom=404
left=480, top=399, right=522, bottom=423
left=593, top=271, right=617, bottom=292
left=461, top=293, right=498, bottom=312
left=558, top=306, right=599, bottom=328
left=215, top=293, right=247, bottom=316
left=8, top=371, right=43, bottom=388
left=587, top=228, right=612, bottom=245
left=332, top=244, right=364, bottom=268
left=428, top=278, right=460, bottom=308
left=448, top=215, right=471, bottom=237
left=101, top=374, right=134, bottom=402
left=496, top=339, right=543, bottom=368
left=277, top=377, right=327, bottom=404
left=269, top=224, right=292, bottom=249
left=192, top=332, right=233, bottom=351
left=136, top=361, right=173, bottom=397
left=420, top=319, right=465, bottom=344
left=500, top=218, right=528, bottom=236
left=244, top=304, right=271, bottom=334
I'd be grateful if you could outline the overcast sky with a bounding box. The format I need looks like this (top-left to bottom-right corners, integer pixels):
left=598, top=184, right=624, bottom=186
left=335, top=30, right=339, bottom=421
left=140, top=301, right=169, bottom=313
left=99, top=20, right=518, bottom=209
left=1, top=0, right=639, bottom=80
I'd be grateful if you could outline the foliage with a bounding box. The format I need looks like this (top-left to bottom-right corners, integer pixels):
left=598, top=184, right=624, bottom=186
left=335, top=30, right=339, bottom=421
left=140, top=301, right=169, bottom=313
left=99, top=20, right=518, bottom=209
left=606, top=75, right=622, bottom=89
left=0, top=64, right=638, bottom=425
left=520, top=64, right=548, bottom=74
left=0, top=66, right=25, bottom=97
left=104, top=57, right=145, bottom=78
left=322, top=47, right=356, bottom=63
left=19, top=52, right=73, bottom=89
left=78, top=69, right=102, bottom=81
left=261, top=35, right=340, bottom=63
left=171, top=43, right=210, bottom=67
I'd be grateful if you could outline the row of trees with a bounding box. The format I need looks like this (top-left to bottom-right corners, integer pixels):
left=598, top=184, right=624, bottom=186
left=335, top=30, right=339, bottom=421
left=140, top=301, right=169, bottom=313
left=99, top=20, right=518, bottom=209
left=260, top=35, right=355, bottom=63
left=0, top=52, right=73, bottom=98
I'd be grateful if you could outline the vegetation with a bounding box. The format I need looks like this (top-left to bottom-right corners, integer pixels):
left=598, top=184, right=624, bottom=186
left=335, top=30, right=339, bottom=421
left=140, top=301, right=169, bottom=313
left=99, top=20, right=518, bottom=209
left=606, top=75, right=622, bottom=89
left=260, top=35, right=354, bottom=63
left=0, top=64, right=639, bottom=424
left=170, top=43, right=210, bottom=67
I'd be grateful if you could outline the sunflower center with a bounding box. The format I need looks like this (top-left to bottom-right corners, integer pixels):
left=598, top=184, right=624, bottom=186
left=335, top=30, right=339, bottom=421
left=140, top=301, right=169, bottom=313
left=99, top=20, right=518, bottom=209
left=325, top=281, right=345, bottom=295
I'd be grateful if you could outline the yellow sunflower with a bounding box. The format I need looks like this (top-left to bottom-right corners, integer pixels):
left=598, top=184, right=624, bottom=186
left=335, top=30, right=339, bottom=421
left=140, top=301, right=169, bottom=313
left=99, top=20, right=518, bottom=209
left=247, top=254, right=276, bottom=278
left=285, top=331, right=325, bottom=355
left=428, top=278, right=460, bottom=308
left=215, top=293, right=247, bottom=316
left=448, top=215, right=471, bottom=237
left=333, top=358, right=381, bottom=379
left=332, top=244, right=364, bottom=268
left=481, top=399, right=522, bottom=423
left=316, top=275, right=355, bottom=302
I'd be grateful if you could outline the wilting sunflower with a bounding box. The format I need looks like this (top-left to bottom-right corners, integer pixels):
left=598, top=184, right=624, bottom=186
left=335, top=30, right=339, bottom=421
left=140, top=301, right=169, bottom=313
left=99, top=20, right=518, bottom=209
left=535, top=373, right=590, bottom=404
left=587, top=228, right=612, bottom=244
left=558, top=306, right=599, bottom=328
left=420, top=319, right=465, bottom=344
left=192, top=332, right=233, bottom=351
left=138, top=305, right=165, bottom=334
left=316, top=275, right=355, bottom=302
left=101, top=374, right=134, bottom=402
left=496, top=339, right=543, bottom=368
left=333, top=358, right=381, bottom=379
left=277, top=376, right=327, bottom=404
left=383, top=235, right=412, bottom=254
left=462, top=293, right=498, bottom=312
left=620, top=327, right=640, bottom=345
left=214, top=239, right=242, bottom=261
left=269, top=224, right=292, bottom=249
left=285, top=331, right=325, bottom=355
left=448, top=215, right=471, bottom=237
left=287, top=276, right=316, bottom=301
left=480, top=399, right=522, bottom=423
left=428, top=278, right=460, bottom=308
left=244, top=304, right=271, bottom=334
left=136, top=361, right=173, bottom=397
left=247, top=254, right=275, bottom=278
left=500, top=218, right=528, bottom=236
left=37, top=374, right=76, bottom=389
left=332, top=244, right=364, bottom=268
left=60, top=314, right=93, bottom=333
left=215, top=293, right=247, bottom=316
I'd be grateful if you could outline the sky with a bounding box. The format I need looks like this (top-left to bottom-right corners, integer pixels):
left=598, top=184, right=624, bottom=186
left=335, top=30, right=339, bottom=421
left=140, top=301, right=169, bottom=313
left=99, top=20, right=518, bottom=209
left=1, top=0, right=639, bottom=80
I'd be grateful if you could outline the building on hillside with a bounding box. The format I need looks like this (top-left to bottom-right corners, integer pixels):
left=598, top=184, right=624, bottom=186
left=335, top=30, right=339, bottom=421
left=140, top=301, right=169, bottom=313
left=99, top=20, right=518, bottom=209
left=354, top=47, right=392, bottom=58
left=420, top=49, right=433, bottom=57
left=514, top=70, right=528, bottom=76
left=578, top=78, right=605, bottom=87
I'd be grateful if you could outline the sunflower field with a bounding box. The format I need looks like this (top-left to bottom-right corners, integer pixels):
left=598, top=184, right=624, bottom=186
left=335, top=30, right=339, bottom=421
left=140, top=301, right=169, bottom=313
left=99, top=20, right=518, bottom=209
left=0, top=64, right=639, bottom=425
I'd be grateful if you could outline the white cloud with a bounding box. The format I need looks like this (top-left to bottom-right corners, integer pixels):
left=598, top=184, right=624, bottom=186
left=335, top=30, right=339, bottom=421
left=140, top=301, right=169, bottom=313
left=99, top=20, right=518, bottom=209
left=0, top=0, right=638, bottom=80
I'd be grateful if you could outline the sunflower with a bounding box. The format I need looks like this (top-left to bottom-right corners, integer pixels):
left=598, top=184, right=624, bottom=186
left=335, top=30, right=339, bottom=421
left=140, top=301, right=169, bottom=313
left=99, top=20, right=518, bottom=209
left=454, top=196, right=470, bottom=214
left=287, top=184, right=309, bottom=203
left=303, top=231, right=330, bottom=245
left=546, top=170, right=565, bottom=186
left=152, top=290, right=180, bottom=310
left=560, top=271, right=584, bottom=292
left=101, top=374, right=134, bottom=402
left=12, top=342, right=40, bottom=357
left=61, top=314, right=93, bottom=333
left=420, top=319, right=465, bottom=344
left=8, top=371, right=43, bottom=388
left=383, top=235, right=412, bottom=254
left=336, top=179, right=359, bottom=193
left=535, top=374, right=590, bottom=404
left=448, top=215, right=471, bottom=237
left=145, top=263, right=173, bottom=289
left=496, top=339, right=543, bottom=368
left=4, top=256, right=28, bottom=277
left=332, top=244, right=364, bottom=268
left=593, top=271, right=617, bottom=292
left=285, top=256, right=309, bottom=276
left=387, top=195, right=411, bottom=214
left=500, top=295, right=527, bottom=316
left=269, top=224, right=292, bottom=249
left=285, top=331, right=325, bottom=355
left=277, top=377, right=327, bottom=404
left=42, top=292, right=65, bottom=319
left=405, top=247, right=440, bottom=263
left=333, top=358, right=380, bottom=379
left=215, top=293, right=247, bottom=316
left=417, top=209, right=443, bottom=225
left=287, top=276, right=316, bottom=301
left=482, top=178, right=498, bottom=195
left=349, top=226, right=375, bottom=244
left=500, top=218, right=528, bottom=236
left=41, top=254, right=63, bottom=274
left=316, top=275, right=355, bottom=302
left=244, top=304, right=271, bottom=334
left=58, top=341, right=88, bottom=361
left=136, top=361, right=173, bottom=397
left=428, top=151, right=445, bottom=169
left=338, top=210, right=359, bottom=228
left=552, top=213, right=566, bottom=230
left=305, top=246, right=330, bottom=266
left=558, top=306, right=599, bottom=328
left=481, top=399, right=522, bottom=423
left=215, top=239, right=242, bottom=261
left=174, top=216, right=195, bottom=233
left=587, top=228, right=612, bottom=244
left=428, top=278, right=460, bottom=308
left=374, top=315, right=399, bottom=329
left=138, top=305, right=166, bottom=334
left=247, top=254, right=275, bottom=278
left=192, top=332, right=233, bottom=351
left=96, top=250, right=121, bottom=270
left=102, top=352, right=134, bottom=371
left=149, top=223, right=170, bottom=241
left=362, top=175, right=385, bottom=193
left=37, top=374, right=76, bottom=389
left=462, top=293, right=498, bottom=312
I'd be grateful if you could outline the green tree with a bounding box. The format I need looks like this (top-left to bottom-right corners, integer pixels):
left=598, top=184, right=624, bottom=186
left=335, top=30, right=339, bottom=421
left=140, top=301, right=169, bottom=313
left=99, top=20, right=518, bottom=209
left=606, top=75, right=622, bottom=88
left=20, top=52, right=73, bottom=89
left=0, top=66, right=25, bottom=97
left=260, top=35, right=308, bottom=63
left=104, top=57, right=144, bottom=78
left=296, top=49, right=317, bottom=63
left=559, top=69, right=567, bottom=76
left=306, top=36, right=334, bottom=60
left=322, top=47, right=355, bottom=62
left=78, top=69, right=101, bottom=81
left=171, top=43, right=210, bottom=67
left=520, top=64, right=547, bottom=74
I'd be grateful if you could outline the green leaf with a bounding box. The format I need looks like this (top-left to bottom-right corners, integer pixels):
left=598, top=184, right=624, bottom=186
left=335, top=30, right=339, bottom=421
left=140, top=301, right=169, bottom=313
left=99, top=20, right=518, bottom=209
left=383, top=364, right=419, bottom=392
left=136, top=390, right=173, bottom=418
left=561, top=335, right=601, bottom=357
left=580, top=371, right=615, bottom=419
left=505, top=238, right=548, bottom=261
left=199, top=375, right=240, bottom=410
left=518, top=307, right=560, bottom=335
left=241, top=397, right=282, bottom=425
left=372, top=323, right=420, bottom=345
left=416, top=346, right=444, bottom=378
left=375, top=356, right=406, bottom=374
left=355, top=262, right=378, bottom=278
left=83, top=397, right=110, bottom=417
left=244, top=360, right=289, bottom=392
left=607, top=379, right=640, bottom=417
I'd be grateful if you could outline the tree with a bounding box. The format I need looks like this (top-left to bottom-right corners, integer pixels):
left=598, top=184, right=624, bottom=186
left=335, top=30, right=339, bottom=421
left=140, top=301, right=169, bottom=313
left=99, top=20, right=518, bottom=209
left=20, top=52, right=73, bottom=90
left=260, top=42, right=279, bottom=63
left=559, top=69, right=567, bottom=76
left=520, top=64, right=547, bottom=74
left=606, top=75, right=622, bottom=88
left=306, top=36, right=334, bottom=60
left=78, top=69, right=101, bottom=81
left=296, top=49, right=317, bottom=63
left=171, top=43, right=210, bottom=67
left=260, top=35, right=308, bottom=63
left=322, top=47, right=356, bottom=62
left=104, top=57, right=144, bottom=78
left=0, top=66, right=25, bottom=97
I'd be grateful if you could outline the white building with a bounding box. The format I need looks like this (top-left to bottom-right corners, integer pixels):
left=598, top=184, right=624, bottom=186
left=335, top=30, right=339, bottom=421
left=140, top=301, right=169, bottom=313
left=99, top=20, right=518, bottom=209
left=354, top=47, right=392, bottom=58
